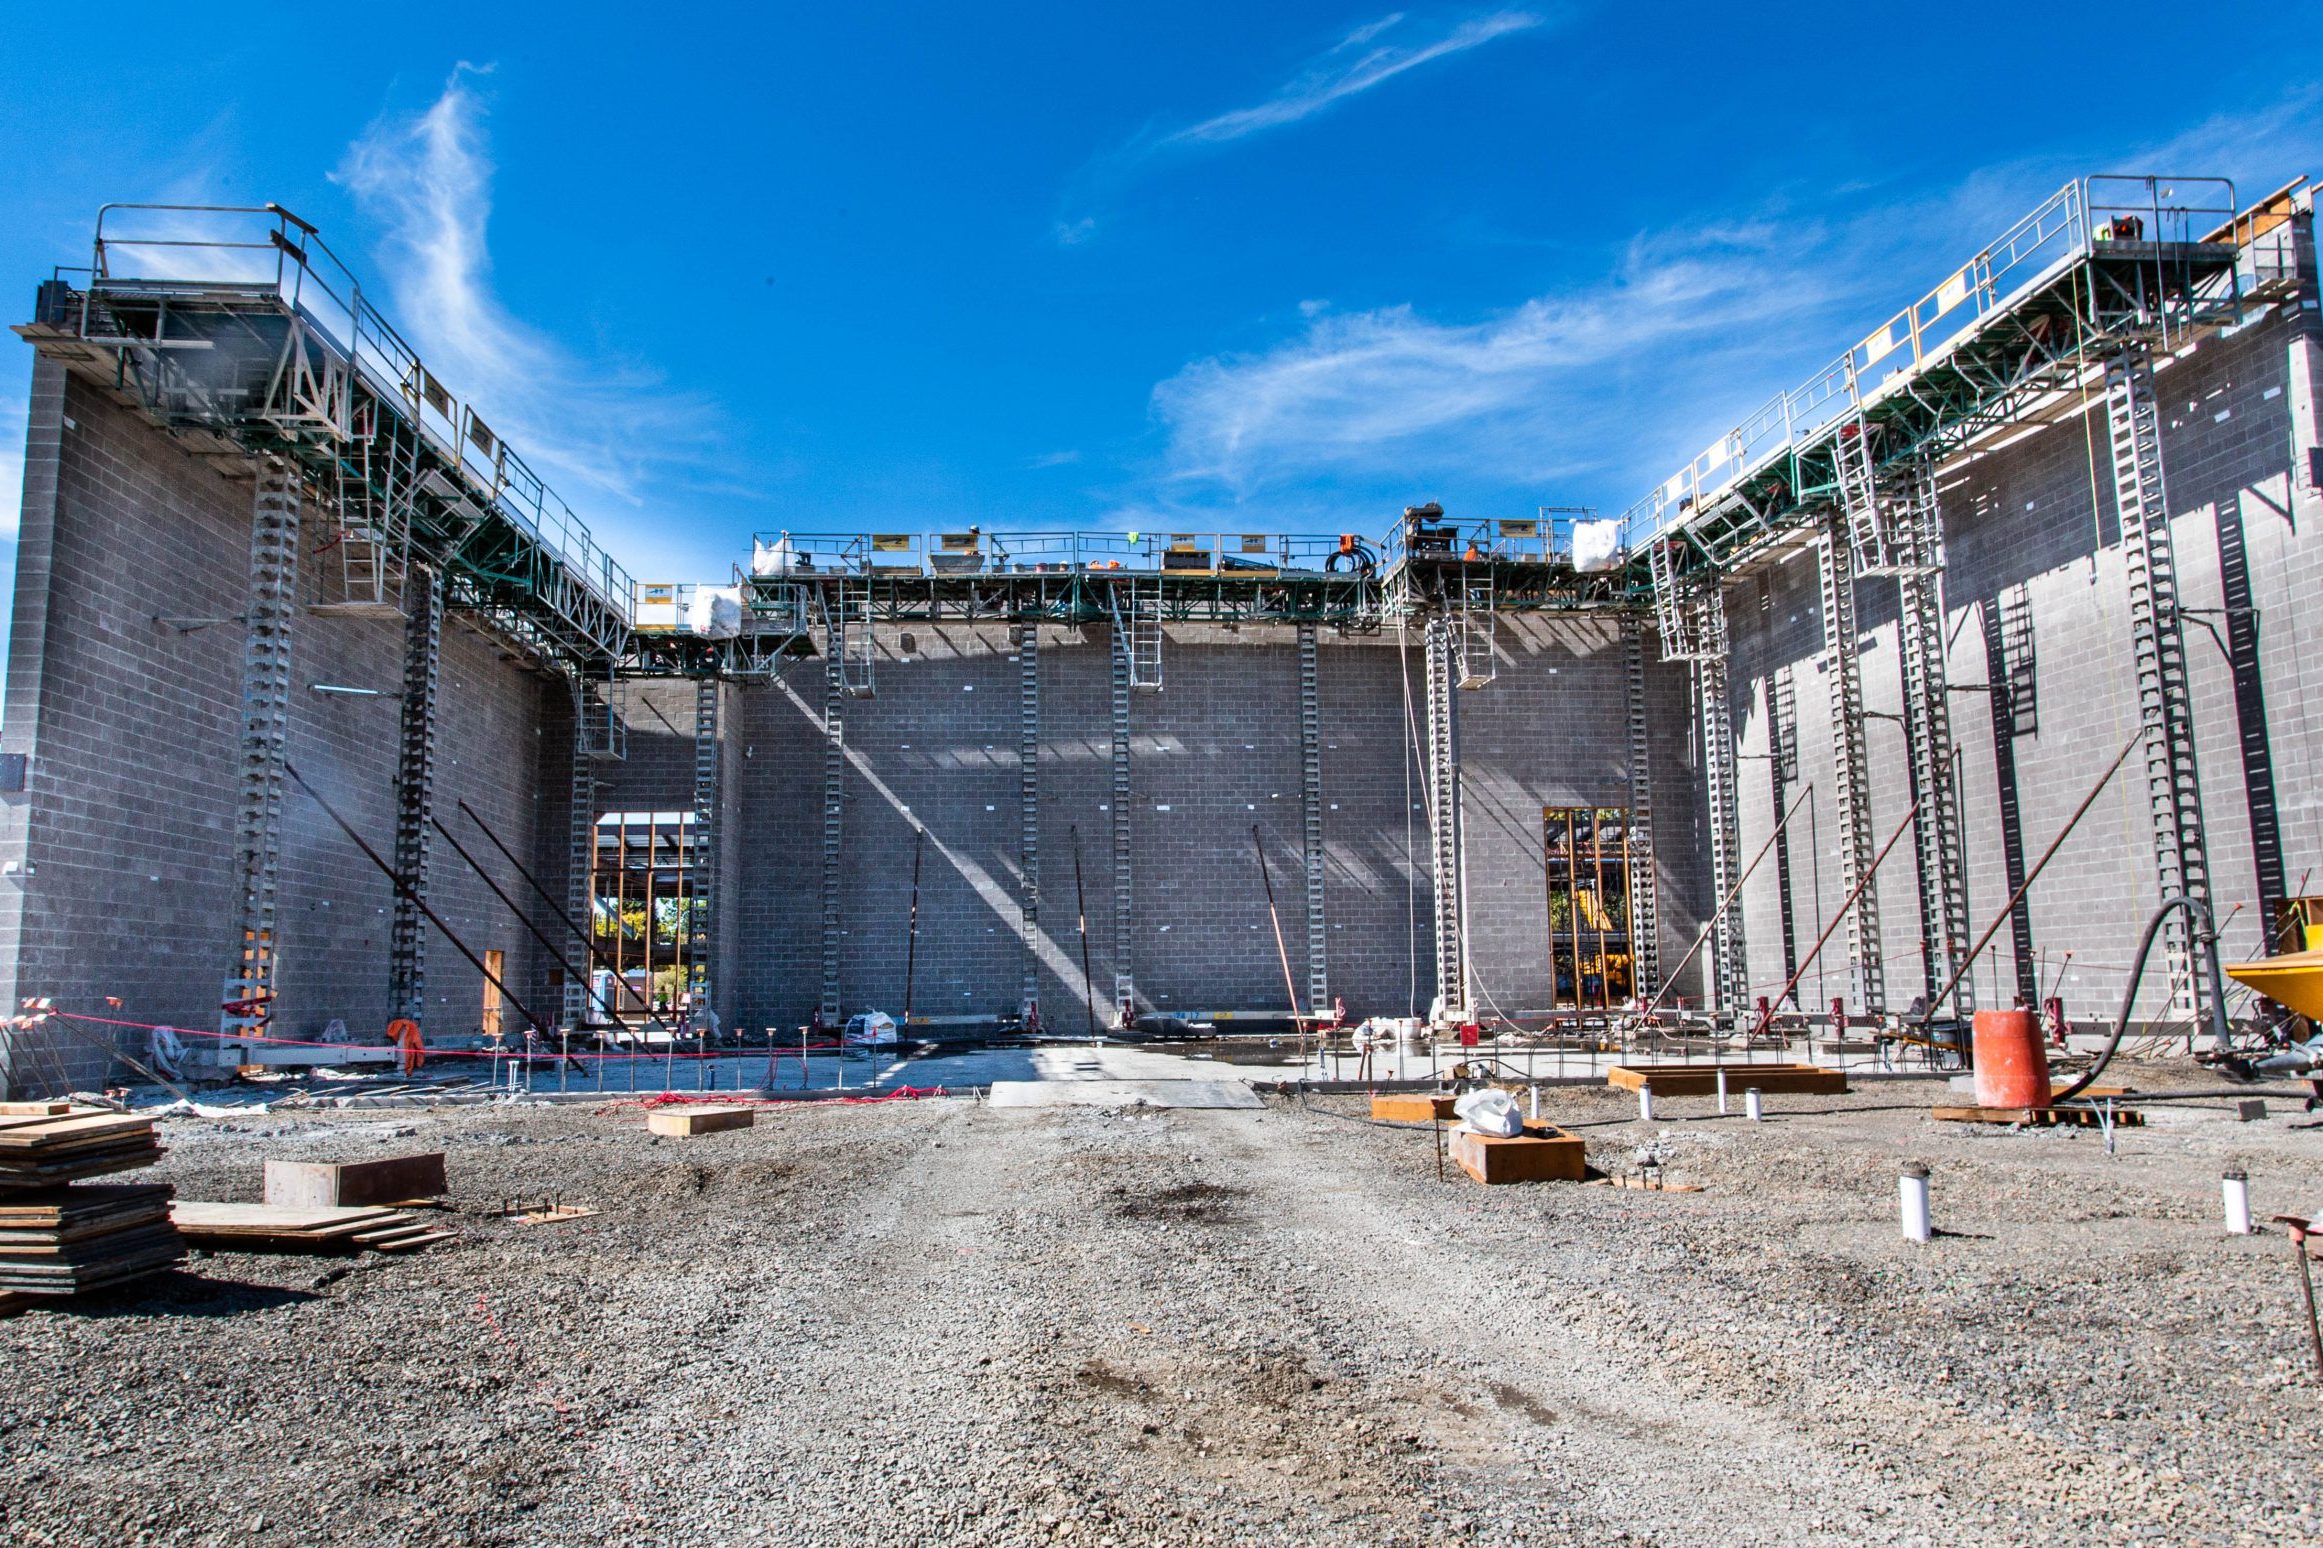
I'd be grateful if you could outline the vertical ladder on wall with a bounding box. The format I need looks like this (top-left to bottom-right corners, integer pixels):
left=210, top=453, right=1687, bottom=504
left=563, top=678, right=596, bottom=1031
left=1893, top=458, right=1971, bottom=1014
left=1687, top=586, right=1749, bottom=1021
left=1455, top=572, right=1496, bottom=688
left=692, top=678, right=720, bottom=1016
left=223, top=462, right=300, bottom=1041
left=1423, top=620, right=1467, bottom=1021
left=825, top=579, right=876, bottom=699
left=1646, top=534, right=1702, bottom=660
left=1979, top=598, right=2040, bottom=1008
left=819, top=657, right=847, bottom=1024
left=1109, top=609, right=1135, bottom=1012
left=2107, top=346, right=2211, bottom=1014
left=1817, top=524, right=1886, bottom=1016
left=388, top=566, right=443, bottom=1026
left=1297, top=623, right=1329, bottom=1013
left=1997, top=584, right=2039, bottom=736
left=1121, top=577, right=1163, bottom=692
left=1620, top=617, right=1661, bottom=1001
left=1018, top=624, right=1041, bottom=1018
left=1832, top=390, right=1905, bottom=575
left=579, top=674, right=626, bottom=762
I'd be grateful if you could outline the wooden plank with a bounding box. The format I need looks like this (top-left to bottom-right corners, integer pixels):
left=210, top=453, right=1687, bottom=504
left=1446, top=1125, right=1588, bottom=1185
left=264, top=1153, right=447, bottom=1210
left=1931, top=1104, right=2146, bottom=1129
left=1369, top=1092, right=1459, bottom=1123
left=1605, top=1063, right=1847, bottom=1097
left=645, top=1105, right=756, bottom=1137
left=371, top=1230, right=458, bottom=1253
left=0, top=1101, right=73, bottom=1117
left=0, top=1114, right=155, bottom=1151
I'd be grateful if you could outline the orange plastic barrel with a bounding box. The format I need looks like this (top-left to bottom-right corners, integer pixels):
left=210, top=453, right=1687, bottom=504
left=1971, top=1008, right=2051, bottom=1108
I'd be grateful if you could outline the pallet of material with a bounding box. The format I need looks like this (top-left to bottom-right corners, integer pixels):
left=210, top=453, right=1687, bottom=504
left=1369, top=1092, right=1459, bottom=1122
left=1605, top=1063, right=1847, bottom=1097
left=0, top=1184, right=184, bottom=1296
left=1446, top=1122, right=1588, bottom=1185
left=1931, top=1104, right=2146, bottom=1129
left=170, top=1201, right=457, bottom=1254
left=645, top=1104, right=756, bottom=1137
left=0, top=1111, right=163, bottom=1189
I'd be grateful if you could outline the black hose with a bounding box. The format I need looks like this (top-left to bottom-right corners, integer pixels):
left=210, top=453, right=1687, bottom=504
left=2052, top=895, right=2230, bottom=1102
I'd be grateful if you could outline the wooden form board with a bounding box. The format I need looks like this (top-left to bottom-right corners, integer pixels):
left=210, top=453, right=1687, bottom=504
left=1369, top=1092, right=1458, bottom=1122
left=645, top=1105, right=756, bottom=1137
left=1931, top=1105, right=2145, bottom=1128
left=1605, top=1064, right=1846, bottom=1097
left=1447, top=1124, right=1588, bottom=1185
left=265, top=1153, right=447, bottom=1209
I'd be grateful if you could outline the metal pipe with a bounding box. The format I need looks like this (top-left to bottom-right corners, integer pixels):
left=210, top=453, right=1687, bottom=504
left=287, top=762, right=547, bottom=1036
left=1645, top=785, right=1812, bottom=1016
left=1071, top=826, right=1097, bottom=1039
left=1253, top=824, right=1306, bottom=1036
left=1922, top=729, right=2140, bottom=1024
left=902, top=827, right=924, bottom=1026
left=1754, top=797, right=1923, bottom=1038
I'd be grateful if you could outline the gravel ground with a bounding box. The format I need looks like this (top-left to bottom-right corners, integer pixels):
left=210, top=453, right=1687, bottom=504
left=3, top=1067, right=2319, bottom=1545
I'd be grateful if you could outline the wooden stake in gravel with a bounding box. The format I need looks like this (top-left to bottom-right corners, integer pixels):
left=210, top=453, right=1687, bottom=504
left=2274, top=1215, right=2323, bottom=1380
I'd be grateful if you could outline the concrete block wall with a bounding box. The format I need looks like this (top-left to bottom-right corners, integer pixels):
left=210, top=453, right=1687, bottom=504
left=0, top=371, right=564, bottom=1094
left=1725, top=296, right=2323, bottom=1026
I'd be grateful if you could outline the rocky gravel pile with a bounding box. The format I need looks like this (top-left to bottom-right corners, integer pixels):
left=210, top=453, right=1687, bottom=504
left=2, top=1068, right=2316, bottom=1544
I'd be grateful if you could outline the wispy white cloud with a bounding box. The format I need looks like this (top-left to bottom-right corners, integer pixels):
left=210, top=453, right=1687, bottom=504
left=333, top=66, right=724, bottom=519
left=1027, top=449, right=1083, bottom=469
left=1161, top=9, right=1542, bottom=148
left=1063, top=10, right=1546, bottom=243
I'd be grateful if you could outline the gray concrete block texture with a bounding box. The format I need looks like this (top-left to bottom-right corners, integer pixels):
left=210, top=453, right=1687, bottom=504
left=1724, top=302, right=2323, bottom=1024
left=0, top=375, right=557, bottom=1092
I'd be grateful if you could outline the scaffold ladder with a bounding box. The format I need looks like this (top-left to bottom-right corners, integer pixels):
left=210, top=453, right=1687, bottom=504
left=1297, top=622, right=1329, bottom=1012
left=580, top=674, right=626, bottom=761
left=692, top=677, right=720, bottom=1014
left=1818, top=523, right=1885, bottom=1015
left=1423, top=619, right=1467, bottom=1021
left=223, top=462, right=300, bottom=1040
left=1687, top=585, right=1749, bottom=1019
left=2107, top=345, right=2211, bottom=1014
left=1109, top=608, right=1135, bottom=1009
left=388, top=565, right=443, bottom=1025
left=1019, top=623, right=1041, bottom=1016
left=1456, top=573, right=1496, bottom=688
left=1119, top=577, right=1163, bottom=692
left=1894, top=459, right=1971, bottom=1013
left=819, top=656, right=848, bottom=1023
left=824, top=580, right=875, bottom=699
left=1768, top=661, right=1800, bottom=997
left=1621, top=616, right=1661, bottom=1000
left=1646, top=533, right=1701, bottom=660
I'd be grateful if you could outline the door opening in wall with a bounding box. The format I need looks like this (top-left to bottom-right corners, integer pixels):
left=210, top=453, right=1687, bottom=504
left=481, top=950, right=505, bottom=1037
left=1543, top=806, right=1637, bottom=1010
left=589, top=810, right=705, bottom=1026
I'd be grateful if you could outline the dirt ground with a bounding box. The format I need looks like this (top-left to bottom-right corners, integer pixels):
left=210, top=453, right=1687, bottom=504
left=3, top=1068, right=2319, bottom=1546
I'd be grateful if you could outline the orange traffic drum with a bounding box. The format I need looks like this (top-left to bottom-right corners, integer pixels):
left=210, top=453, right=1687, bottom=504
left=1971, top=1008, right=2051, bottom=1109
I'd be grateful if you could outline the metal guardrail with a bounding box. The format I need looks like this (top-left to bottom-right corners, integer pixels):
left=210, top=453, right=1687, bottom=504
left=745, top=529, right=1395, bottom=579
left=1615, top=175, right=2241, bottom=554
left=80, top=203, right=634, bottom=617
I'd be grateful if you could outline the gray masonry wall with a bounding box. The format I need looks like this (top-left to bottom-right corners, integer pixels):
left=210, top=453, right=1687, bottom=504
left=1723, top=297, right=2323, bottom=1027
left=0, top=371, right=562, bottom=1095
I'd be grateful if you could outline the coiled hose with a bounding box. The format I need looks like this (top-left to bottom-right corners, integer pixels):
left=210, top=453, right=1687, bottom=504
left=2051, top=894, right=2230, bottom=1102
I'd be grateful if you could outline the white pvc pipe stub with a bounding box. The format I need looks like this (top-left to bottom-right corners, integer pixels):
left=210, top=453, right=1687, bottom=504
left=1900, top=1163, right=1932, bottom=1244
left=1637, top=1084, right=1655, bottom=1122
left=2222, top=1169, right=2252, bottom=1236
left=1716, top=1067, right=1729, bottom=1114
left=1745, top=1087, right=1763, bottom=1122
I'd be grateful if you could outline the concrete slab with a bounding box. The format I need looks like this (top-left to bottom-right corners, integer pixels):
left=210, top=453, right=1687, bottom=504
left=986, top=1080, right=1263, bottom=1110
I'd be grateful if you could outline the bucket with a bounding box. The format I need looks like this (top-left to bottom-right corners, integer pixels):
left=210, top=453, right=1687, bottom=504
left=1971, top=1009, right=2051, bottom=1108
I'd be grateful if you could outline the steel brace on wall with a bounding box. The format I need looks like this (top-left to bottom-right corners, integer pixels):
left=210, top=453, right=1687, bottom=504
left=2106, top=345, right=2212, bottom=1012
left=692, top=677, right=720, bottom=1017
left=1817, top=525, right=1886, bottom=1016
left=1297, top=622, right=1329, bottom=1012
left=1422, top=619, right=1467, bottom=1021
left=1686, top=585, right=1749, bottom=1019
left=1889, top=459, right=1972, bottom=1013
left=1109, top=611, right=1135, bottom=1011
left=388, top=565, right=443, bottom=1025
left=223, top=462, right=300, bottom=1039
left=1019, top=624, right=1041, bottom=1017
left=1620, top=617, right=1662, bottom=1000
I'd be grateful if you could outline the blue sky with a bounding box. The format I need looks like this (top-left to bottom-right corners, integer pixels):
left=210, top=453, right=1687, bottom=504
left=2, top=1, right=2320, bottom=598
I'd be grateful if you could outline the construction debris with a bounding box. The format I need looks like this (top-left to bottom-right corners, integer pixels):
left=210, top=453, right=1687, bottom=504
left=170, top=1201, right=456, bottom=1254
left=0, top=1182, right=184, bottom=1296
left=646, top=1104, right=758, bottom=1137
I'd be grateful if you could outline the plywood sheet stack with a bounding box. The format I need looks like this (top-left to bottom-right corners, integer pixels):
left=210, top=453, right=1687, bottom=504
left=0, top=1182, right=183, bottom=1296
left=170, top=1201, right=456, bottom=1254
left=0, top=1104, right=165, bottom=1188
